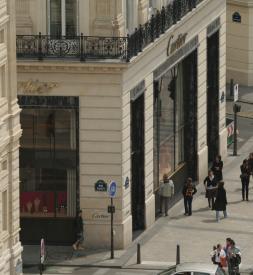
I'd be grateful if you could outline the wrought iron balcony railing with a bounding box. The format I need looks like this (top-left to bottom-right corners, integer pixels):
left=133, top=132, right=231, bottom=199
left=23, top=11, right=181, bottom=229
left=16, top=0, right=204, bottom=62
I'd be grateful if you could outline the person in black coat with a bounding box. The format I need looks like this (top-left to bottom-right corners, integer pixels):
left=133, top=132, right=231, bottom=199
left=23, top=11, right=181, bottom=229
left=203, top=170, right=217, bottom=209
left=240, top=159, right=251, bottom=201
left=72, top=210, right=84, bottom=250
left=214, top=181, right=227, bottom=222
left=212, top=155, right=223, bottom=182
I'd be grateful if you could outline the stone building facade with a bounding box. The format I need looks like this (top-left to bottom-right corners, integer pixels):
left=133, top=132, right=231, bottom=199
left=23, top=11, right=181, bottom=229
left=0, top=0, right=23, bottom=274
left=227, top=0, right=253, bottom=85
left=16, top=0, right=226, bottom=249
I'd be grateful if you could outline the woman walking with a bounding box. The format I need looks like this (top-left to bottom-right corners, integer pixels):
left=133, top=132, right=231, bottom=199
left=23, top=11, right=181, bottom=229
left=182, top=178, right=197, bottom=216
left=212, top=155, right=223, bottom=182
left=204, top=170, right=217, bottom=209
left=214, top=181, right=227, bottom=222
left=240, top=159, right=250, bottom=201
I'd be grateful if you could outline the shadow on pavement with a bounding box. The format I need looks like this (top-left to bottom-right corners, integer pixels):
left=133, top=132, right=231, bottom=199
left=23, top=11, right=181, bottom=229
left=201, top=219, right=217, bottom=224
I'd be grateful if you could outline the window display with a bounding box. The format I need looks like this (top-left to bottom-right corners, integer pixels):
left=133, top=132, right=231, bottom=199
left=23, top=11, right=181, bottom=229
left=20, top=107, right=77, bottom=218
left=154, top=64, right=185, bottom=190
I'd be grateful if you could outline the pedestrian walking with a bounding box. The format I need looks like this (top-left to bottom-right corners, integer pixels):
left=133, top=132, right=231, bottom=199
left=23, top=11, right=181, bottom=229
left=227, top=239, right=241, bottom=275
left=240, top=159, right=250, bottom=201
left=72, top=210, right=84, bottom=250
left=210, top=244, right=227, bottom=268
left=182, top=177, right=197, bottom=216
left=247, top=152, right=253, bottom=178
left=159, top=173, right=174, bottom=216
left=204, top=170, right=217, bottom=209
left=214, top=181, right=227, bottom=222
left=224, top=237, right=232, bottom=256
left=212, top=155, right=223, bottom=182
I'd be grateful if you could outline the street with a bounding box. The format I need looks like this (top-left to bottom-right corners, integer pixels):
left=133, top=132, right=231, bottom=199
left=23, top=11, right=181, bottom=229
left=24, top=266, right=159, bottom=275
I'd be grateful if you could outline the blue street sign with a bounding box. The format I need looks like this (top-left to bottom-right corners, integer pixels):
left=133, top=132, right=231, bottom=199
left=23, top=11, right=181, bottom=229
left=109, top=181, right=117, bottom=198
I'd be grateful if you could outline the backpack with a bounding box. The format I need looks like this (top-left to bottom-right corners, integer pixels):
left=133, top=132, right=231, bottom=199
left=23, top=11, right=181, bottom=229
left=186, top=186, right=193, bottom=197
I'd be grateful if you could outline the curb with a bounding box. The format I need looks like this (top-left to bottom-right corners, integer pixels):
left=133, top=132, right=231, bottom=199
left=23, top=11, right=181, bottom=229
left=226, top=111, right=253, bottom=119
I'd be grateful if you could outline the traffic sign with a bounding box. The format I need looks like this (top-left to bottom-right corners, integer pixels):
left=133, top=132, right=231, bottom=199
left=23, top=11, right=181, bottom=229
left=109, top=181, right=117, bottom=198
left=234, top=84, right=239, bottom=102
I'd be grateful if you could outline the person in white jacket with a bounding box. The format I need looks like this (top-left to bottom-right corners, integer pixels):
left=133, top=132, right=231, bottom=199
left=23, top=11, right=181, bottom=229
left=159, top=173, right=174, bottom=216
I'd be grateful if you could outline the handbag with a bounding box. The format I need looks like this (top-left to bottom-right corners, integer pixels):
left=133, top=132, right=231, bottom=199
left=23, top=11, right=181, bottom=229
left=220, top=256, right=227, bottom=267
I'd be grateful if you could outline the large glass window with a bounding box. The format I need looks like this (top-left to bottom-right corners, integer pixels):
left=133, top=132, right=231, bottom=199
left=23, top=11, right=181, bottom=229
left=20, top=108, right=77, bottom=218
left=154, top=64, right=185, bottom=190
left=49, top=0, right=77, bottom=36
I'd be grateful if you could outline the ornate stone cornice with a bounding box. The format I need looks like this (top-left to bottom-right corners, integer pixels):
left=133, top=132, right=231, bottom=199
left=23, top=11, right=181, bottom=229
left=17, top=62, right=128, bottom=74
left=227, top=0, right=253, bottom=7
left=18, top=80, right=59, bottom=94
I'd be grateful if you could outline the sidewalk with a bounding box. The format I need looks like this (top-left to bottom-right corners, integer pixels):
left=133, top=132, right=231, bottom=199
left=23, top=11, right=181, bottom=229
left=226, top=84, right=253, bottom=119
left=23, top=136, right=253, bottom=273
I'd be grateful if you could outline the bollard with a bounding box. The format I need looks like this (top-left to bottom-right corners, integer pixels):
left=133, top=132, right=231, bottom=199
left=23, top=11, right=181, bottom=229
left=176, top=244, right=180, bottom=265
left=137, top=243, right=141, bottom=264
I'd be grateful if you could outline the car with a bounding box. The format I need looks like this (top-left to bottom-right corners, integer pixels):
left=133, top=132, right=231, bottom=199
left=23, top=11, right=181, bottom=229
left=158, top=263, right=224, bottom=275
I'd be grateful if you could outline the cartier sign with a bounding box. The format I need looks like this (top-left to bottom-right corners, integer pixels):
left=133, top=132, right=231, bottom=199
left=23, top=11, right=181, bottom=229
left=167, top=33, right=187, bottom=57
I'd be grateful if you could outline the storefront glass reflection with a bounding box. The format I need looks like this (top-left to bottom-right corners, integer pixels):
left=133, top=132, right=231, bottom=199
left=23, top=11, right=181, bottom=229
left=154, top=64, right=185, bottom=190
left=20, top=108, right=77, bottom=218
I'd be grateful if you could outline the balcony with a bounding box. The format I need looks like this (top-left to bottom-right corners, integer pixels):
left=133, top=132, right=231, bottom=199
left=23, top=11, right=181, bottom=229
left=16, top=0, right=204, bottom=63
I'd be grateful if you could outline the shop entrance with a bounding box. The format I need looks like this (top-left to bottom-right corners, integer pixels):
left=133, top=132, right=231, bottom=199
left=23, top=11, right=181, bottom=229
left=207, top=31, right=219, bottom=163
left=131, top=94, right=145, bottom=232
left=183, top=50, right=198, bottom=180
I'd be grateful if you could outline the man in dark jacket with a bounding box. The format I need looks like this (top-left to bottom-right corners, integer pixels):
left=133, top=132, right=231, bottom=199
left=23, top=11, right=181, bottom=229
left=182, top=178, right=197, bottom=216
left=214, top=181, right=227, bottom=222
left=72, top=210, right=84, bottom=250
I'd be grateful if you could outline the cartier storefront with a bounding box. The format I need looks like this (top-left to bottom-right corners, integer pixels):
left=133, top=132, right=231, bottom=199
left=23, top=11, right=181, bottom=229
left=19, top=95, right=79, bottom=244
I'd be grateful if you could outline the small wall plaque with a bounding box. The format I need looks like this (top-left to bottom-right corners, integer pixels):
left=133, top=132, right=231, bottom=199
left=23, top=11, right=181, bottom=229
left=232, top=12, right=241, bottom=23
left=94, top=180, right=107, bottom=192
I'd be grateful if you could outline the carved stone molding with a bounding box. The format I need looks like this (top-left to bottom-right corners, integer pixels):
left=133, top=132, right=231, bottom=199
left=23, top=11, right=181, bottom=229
left=18, top=80, right=59, bottom=95
left=17, top=63, right=127, bottom=74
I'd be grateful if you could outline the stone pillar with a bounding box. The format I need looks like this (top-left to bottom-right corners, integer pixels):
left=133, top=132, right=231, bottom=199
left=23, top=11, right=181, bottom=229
left=138, top=0, right=149, bottom=25
left=16, top=0, right=32, bottom=35
left=90, top=0, right=126, bottom=36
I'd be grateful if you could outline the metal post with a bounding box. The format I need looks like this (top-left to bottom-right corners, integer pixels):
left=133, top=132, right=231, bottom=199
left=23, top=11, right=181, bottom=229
left=176, top=244, right=180, bottom=265
left=110, top=197, right=114, bottom=259
left=233, top=104, right=238, bottom=156
left=230, top=78, right=234, bottom=97
left=137, top=243, right=141, bottom=264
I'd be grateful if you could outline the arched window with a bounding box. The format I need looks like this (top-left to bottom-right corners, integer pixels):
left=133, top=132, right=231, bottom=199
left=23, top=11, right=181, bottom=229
left=48, top=0, right=78, bottom=37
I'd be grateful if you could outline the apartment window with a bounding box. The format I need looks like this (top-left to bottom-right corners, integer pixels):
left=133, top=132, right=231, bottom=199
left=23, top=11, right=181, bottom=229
left=0, top=65, right=6, bottom=97
left=0, top=29, right=4, bottom=44
left=2, top=191, right=7, bottom=231
left=48, top=0, right=77, bottom=37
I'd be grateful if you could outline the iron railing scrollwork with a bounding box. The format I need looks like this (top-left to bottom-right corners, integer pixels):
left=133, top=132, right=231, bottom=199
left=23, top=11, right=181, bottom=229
left=16, top=33, right=128, bottom=61
left=16, top=0, right=205, bottom=62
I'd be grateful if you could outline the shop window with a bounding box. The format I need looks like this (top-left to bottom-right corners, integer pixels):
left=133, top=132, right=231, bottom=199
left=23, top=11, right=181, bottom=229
left=2, top=190, right=7, bottom=231
left=20, top=108, right=77, bottom=218
left=49, top=0, right=77, bottom=36
left=0, top=65, right=6, bottom=97
left=154, top=64, right=186, bottom=190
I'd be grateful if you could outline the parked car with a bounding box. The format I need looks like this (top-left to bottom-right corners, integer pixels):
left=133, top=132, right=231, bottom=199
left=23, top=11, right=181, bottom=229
left=158, top=263, right=224, bottom=275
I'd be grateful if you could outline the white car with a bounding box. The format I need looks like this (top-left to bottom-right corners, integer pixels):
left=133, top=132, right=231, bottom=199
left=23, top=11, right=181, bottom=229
left=158, top=263, right=224, bottom=275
